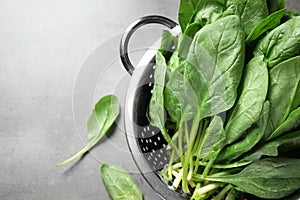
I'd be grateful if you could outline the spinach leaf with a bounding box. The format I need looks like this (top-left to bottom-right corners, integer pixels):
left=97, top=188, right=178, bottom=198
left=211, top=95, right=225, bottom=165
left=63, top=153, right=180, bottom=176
left=178, top=0, right=199, bottom=31
left=224, top=56, right=268, bottom=144
left=149, top=52, right=173, bottom=143
left=207, top=157, right=300, bottom=199
left=159, top=30, right=178, bottom=60
left=218, top=101, right=270, bottom=162
left=189, top=0, right=225, bottom=27
left=200, top=116, right=225, bottom=161
left=246, top=9, right=286, bottom=43
left=267, top=56, right=300, bottom=132
left=253, top=17, right=300, bottom=68
left=267, top=0, right=286, bottom=13
left=100, top=164, right=143, bottom=200
left=56, top=95, right=119, bottom=167
left=268, top=107, right=300, bottom=140
left=184, top=14, right=245, bottom=120
left=241, top=130, right=300, bottom=162
left=226, top=0, right=269, bottom=36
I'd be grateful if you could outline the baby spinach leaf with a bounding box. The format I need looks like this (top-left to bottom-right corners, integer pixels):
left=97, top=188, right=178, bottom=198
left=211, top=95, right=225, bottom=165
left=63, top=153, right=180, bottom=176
left=207, top=157, right=300, bottom=199
left=268, top=107, right=300, bottom=140
left=246, top=9, right=286, bottom=43
left=200, top=116, right=225, bottom=161
left=148, top=52, right=170, bottom=136
left=159, top=30, right=178, bottom=61
left=267, top=0, right=286, bottom=13
left=227, top=0, right=269, bottom=36
left=253, top=17, right=300, bottom=68
left=241, top=130, right=300, bottom=162
left=224, top=56, right=268, bottom=145
left=268, top=56, right=300, bottom=132
left=100, top=164, right=143, bottom=200
left=218, top=101, right=270, bottom=162
left=178, top=0, right=199, bottom=31
left=56, top=95, right=120, bottom=167
left=184, top=14, right=245, bottom=120
left=189, top=0, right=225, bottom=27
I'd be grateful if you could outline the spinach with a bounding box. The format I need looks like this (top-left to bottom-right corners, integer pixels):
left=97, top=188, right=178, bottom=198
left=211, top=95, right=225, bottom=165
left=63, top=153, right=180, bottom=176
left=178, top=0, right=199, bottom=31
left=268, top=107, right=300, bottom=140
left=205, top=157, right=300, bottom=199
left=159, top=30, right=178, bottom=60
left=184, top=14, right=245, bottom=120
left=56, top=95, right=119, bottom=167
left=226, top=0, right=269, bottom=36
left=253, top=17, right=300, bottom=68
left=149, top=51, right=177, bottom=150
left=241, top=130, right=300, bottom=162
left=100, top=164, right=143, bottom=200
left=224, top=56, right=268, bottom=145
left=267, top=56, right=300, bottom=133
left=219, top=101, right=270, bottom=162
left=189, top=0, right=225, bottom=26
left=246, top=9, right=286, bottom=43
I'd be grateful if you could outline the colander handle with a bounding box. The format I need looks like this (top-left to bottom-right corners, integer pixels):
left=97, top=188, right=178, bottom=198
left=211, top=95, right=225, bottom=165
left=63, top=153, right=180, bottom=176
left=120, top=15, right=178, bottom=75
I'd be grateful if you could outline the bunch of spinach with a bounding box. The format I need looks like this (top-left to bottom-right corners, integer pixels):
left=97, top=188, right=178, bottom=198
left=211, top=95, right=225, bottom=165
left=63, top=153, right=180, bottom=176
left=149, top=0, right=300, bottom=199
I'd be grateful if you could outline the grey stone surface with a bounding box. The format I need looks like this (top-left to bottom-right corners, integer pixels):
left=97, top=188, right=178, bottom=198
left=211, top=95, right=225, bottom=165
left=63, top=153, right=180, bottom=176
left=0, top=0, right=298, bottom=200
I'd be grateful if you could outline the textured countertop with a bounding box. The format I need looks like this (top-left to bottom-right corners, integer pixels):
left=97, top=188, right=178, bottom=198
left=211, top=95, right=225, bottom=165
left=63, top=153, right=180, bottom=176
left=0, top=1, right=299, bottom=200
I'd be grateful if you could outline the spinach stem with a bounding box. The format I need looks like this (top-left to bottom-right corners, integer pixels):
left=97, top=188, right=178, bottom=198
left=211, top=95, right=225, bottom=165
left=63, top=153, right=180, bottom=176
left=213, top=184, right=232, bottom=200
left=196, top=183, right=223, bottom=196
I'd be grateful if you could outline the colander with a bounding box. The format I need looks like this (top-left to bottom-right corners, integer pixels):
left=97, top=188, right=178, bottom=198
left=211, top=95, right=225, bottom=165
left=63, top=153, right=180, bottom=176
left=120, top=15, right=300, bottom=200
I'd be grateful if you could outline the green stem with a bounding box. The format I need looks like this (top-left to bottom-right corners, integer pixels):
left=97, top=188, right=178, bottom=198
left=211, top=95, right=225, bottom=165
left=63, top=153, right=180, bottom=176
left=161, top=128, right=180, bottom=156
left=196, top=183, right=223, bottom=196
left=197, top=160, right=251, bottom=169
left=225, top=188, right=240, bottom=200
left=213, top=184, right=232, bottom=200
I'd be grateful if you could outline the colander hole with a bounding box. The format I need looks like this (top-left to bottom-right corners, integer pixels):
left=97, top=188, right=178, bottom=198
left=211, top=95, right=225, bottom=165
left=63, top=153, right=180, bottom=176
left=151, top=131, right=155, bottom=135
left=147, top=156, right=151, bottom=161
left=145, top=146, right=149, bottom=150
left=143, top=127, right=146, bottom=132
left=160, top=149, right=163, bottom=153
left=155, top=157, right=158, bottom=161
left=163, top=143, right=166, bottom=148
left=164, top=157, right=168, bottom=161
left=150, top=152, right=153, bottom=156
left=149, top=82, right=152, bottom=87
left=147, top=127, right=150, bottom=131
left=157, top=136, right=161, bottom=141
left=158, top=154, right=161, bottom=158
left=152, top=149, right=155, bottom=153
left=153, top=66, right=156, bottom=69
left=141, top=139, right=144, bottom=143
left=154, top=141, right=157, bottom=146
left=146, top=139, right=149, bottom=143
left=153, top=161, right=157, bottom=165
left=150, top=89, right=153, bottom=93
left=142, top=132, right=144, bottom=137
left=149, top=138, right=152, bottom=143
left=160, top=161, right=164, bottom=165
left=143, top=147, right=146, bottom=151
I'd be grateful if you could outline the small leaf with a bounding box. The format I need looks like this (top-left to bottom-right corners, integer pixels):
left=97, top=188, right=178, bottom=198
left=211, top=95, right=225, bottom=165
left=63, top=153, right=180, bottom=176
left=56, top=95, right=119, bottom=167
left=101, top=164, right=143, bottom=200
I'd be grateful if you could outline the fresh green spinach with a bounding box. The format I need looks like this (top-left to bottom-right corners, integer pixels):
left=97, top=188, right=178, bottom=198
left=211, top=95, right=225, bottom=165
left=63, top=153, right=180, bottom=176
left=56, top=95, right=119, bottom=167
left=101, top=164, right=143, bottom=200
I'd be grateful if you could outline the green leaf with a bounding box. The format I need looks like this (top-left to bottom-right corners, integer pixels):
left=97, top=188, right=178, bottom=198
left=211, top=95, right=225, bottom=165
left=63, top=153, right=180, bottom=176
left=159, top=30, right=178, bottom=60
left=100, top=164, right=143, bottom=200
left=268, top=107, right=300, bottom=140
left=190, top=0, right=225, bottom=26
left=246, top=9, right=286, bottom=43
left=218, top=101, right=270, bottom=162
left=224, top=56, right=268, bottom=144
left=241, top=130, right=300, bottom=162
left=267, top=56, right=300, bottom=132
left=226, top=0, right=269, bottom=36
left=178, top=0, right=199, bottom=31
left=183, top=15, right=245, bottom=120
left=200, top=116, right=225, bottom=161
left=207, top=157, right=300, bottom=199
left=253, top=17, right=300, bottom=68
left=56, top=95, right=119, bottom=167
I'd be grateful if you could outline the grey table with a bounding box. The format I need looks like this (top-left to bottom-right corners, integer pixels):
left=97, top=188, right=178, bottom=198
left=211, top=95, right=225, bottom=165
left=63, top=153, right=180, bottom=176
left=0, top=1, right=299, bottom=200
